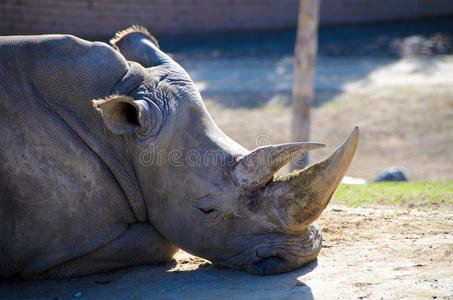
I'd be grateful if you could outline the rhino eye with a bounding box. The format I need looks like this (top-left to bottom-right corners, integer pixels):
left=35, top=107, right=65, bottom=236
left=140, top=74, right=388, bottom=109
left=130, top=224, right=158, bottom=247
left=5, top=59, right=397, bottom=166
left=199, top=207, right=216, bottom=214
left=193, top=196, right=224, bottom=226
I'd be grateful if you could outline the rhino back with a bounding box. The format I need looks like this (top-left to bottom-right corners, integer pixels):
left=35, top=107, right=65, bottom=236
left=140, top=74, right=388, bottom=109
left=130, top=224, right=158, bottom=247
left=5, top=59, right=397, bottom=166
left=0, top=35, right=138, bottom=278
left=0, top=34, right=129, bottom=139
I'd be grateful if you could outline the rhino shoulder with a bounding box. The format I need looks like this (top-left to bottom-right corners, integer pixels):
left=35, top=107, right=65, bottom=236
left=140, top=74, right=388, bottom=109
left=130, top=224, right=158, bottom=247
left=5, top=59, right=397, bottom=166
left=1, top=34, right=130, bottom=100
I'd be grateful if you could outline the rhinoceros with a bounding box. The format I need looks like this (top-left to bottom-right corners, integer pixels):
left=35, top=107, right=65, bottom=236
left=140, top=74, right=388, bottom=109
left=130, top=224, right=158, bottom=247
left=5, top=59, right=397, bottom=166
left=0, top=26, right=358, bottom=279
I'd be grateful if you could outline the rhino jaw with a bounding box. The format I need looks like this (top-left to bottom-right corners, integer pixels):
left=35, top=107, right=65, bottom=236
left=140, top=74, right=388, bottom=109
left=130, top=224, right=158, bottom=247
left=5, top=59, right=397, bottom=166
left=213, top=223, right=322, bottom=275
left=244, top=223, right=322, bottom=275
left=263, top=127, right=359, bottom=233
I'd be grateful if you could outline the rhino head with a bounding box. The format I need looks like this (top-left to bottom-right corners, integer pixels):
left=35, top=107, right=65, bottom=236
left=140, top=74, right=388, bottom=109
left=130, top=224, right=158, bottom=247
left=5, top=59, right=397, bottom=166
left=93, top=27, right=358, bottom=275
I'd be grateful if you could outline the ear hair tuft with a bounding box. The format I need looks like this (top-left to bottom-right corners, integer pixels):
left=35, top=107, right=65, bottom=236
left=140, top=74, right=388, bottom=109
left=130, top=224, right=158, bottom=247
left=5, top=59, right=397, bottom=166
left=92, top=94, right=136, bottom=113
left=110, top=25, right=159, bottom=50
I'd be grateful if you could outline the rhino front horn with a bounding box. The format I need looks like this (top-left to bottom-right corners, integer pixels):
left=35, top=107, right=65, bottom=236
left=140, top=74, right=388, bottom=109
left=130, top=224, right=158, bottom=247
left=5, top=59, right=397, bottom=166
left=233, top=142, right=325, bottom=190
left=264, top=127, right=359, bottom=233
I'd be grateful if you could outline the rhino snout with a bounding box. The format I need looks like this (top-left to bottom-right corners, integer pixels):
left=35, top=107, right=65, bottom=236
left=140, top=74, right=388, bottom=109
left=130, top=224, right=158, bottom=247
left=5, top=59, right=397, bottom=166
left=215, top=224, right=322, bottom=275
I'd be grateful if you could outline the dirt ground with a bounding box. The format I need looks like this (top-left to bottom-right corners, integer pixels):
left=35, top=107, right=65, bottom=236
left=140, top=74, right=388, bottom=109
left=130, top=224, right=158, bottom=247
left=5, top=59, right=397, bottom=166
left=2, top=204, right=452, bottom=299
left=311, top=205, right=453, bottom=299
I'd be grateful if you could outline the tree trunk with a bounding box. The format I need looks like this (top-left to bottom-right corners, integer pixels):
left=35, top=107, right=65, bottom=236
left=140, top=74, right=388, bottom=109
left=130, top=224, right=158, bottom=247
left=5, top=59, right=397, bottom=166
left=290, top=0, right=320, bottom=171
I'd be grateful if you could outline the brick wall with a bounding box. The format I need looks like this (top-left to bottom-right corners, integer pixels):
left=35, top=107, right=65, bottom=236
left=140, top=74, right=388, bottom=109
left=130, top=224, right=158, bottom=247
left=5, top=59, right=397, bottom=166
left=1, top=0, right=453, bottom=39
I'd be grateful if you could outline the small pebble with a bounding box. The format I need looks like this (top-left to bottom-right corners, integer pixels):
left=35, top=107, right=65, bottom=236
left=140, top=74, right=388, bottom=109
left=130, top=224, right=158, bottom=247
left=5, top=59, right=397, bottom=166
left=74, top=291, right=82, bottom=298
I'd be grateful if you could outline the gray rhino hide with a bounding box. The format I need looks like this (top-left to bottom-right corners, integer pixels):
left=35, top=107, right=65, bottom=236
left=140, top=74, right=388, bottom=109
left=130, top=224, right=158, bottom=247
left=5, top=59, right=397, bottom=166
left=0, top=30, right=358, bottom=279
left=0, top=35, right=178, bottom=279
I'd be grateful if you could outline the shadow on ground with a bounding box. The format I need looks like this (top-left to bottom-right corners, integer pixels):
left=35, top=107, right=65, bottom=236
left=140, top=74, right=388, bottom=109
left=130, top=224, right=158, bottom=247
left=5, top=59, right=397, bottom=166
left=148, top=17, right=453, bottom=108
left=0, top=260, right=318, bottom=300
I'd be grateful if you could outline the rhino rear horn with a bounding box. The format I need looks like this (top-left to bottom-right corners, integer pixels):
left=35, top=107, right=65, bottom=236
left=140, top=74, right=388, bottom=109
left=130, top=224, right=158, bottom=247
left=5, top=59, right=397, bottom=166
left=233, top=142, right=325, bottom=190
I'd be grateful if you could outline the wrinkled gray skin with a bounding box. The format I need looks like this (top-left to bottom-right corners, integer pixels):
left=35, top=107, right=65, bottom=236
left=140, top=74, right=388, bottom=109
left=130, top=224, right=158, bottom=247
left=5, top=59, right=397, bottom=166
left=0, top=28, right=358, bottom=279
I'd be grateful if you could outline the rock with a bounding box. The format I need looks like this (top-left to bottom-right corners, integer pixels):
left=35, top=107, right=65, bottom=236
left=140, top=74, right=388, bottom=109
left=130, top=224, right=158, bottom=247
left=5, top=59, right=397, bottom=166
left=374, top=167, right=409, bottom=182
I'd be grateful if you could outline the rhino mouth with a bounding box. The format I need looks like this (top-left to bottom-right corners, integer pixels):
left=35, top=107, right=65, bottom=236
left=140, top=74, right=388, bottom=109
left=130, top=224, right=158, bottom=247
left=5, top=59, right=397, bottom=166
left=215, top=223, right=322, bottom=275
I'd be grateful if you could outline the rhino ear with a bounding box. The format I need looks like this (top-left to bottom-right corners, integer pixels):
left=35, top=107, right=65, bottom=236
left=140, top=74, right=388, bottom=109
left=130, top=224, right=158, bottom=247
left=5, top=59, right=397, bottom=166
left=92, top=95, right=143, bottom=135
left=110, top=25, right=171, bottom=68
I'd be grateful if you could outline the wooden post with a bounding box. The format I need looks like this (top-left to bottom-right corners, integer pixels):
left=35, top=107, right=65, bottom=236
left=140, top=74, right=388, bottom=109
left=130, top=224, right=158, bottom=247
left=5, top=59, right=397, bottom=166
left=290, top=0, right=320, bottom=171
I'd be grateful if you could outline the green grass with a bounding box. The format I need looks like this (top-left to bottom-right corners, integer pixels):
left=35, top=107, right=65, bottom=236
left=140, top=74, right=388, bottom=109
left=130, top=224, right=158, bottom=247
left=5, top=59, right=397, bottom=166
left=332, top=182, right=453, bottom=208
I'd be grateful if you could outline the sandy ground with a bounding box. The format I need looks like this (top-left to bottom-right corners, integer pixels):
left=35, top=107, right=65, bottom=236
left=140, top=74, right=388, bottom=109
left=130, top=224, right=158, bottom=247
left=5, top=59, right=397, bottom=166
left=2, top=204, right=452, bottom=299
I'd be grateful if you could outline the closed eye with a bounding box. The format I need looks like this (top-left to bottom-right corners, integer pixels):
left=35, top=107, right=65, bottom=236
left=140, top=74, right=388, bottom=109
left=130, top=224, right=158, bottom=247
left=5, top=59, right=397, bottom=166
left=199, top=207, right=216, bottom=214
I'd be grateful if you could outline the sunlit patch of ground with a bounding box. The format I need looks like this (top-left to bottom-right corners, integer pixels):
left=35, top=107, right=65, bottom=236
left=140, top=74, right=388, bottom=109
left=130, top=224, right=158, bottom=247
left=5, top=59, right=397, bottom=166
left=309, top=204, right=453, bottom=299
left=207, top=55, right=453, bottom=182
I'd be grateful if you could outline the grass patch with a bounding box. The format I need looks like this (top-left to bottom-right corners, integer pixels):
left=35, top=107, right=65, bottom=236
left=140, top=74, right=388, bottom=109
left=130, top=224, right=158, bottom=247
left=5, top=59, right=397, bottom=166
left=332, top=182, right=453, bottom=208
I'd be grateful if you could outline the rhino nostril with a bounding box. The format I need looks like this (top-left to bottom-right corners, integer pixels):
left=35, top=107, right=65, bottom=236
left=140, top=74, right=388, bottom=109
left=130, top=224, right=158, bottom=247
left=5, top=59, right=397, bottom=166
left=256, top=246, right=280, bottom=259
left=262, top=255, right=282, bottom=262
